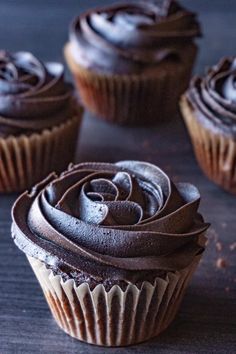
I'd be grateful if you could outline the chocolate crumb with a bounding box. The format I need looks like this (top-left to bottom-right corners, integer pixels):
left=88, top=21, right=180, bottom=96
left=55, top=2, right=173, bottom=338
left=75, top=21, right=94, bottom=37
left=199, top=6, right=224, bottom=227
left=142, top=140, right=150, bottom=149
left=225, top=287, right=230, bottom=292
left=216, top=258, right=227, bottom=269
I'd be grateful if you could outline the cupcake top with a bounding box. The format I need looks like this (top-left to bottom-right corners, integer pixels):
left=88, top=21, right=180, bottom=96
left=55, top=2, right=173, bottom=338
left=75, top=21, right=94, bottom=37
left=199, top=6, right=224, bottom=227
left=12, top=161, right=209, bottom=287
left=69, top=0, right=201, bottom=75
left=186, top=57, right=236, bottom=139
left=0, top=51, right=74, bottom=138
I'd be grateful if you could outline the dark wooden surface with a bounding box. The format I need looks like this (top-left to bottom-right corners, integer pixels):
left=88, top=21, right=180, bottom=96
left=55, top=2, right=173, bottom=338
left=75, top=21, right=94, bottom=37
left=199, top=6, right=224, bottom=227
left=0, top=1, right=236, bottom=353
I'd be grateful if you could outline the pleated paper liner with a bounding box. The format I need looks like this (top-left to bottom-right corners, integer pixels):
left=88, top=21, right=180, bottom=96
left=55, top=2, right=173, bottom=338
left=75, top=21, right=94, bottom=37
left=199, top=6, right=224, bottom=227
left=180, top=96, right=236, bottom=195
left=65, top=43, right=197, bottom=126
left=28, top=252, right=202, bottom=347
left=0, top=112, right=82, bottom=193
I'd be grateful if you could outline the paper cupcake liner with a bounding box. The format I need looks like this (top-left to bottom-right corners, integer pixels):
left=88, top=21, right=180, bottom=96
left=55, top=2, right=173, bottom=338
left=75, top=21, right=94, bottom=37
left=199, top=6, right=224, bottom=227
left=65, top=43, right=197, bottom=125
left=0, top=113, right=82, bottom=193
left=27, top=254, right=201, bottom=347
left=181, top=96, right=236, bottom=194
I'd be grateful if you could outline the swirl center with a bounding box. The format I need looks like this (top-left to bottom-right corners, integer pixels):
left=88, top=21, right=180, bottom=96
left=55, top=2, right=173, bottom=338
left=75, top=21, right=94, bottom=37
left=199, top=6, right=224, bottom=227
left=52, top=170, right=165, bottom=227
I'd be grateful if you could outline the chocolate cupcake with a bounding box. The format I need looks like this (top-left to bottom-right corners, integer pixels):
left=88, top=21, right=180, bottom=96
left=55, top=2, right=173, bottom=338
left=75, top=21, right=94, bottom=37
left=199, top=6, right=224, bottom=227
left=12, top=161, right=209, bottom=346
left=181, top=57, right=236, bottom=194
left=0, top=51, right=83, bottom=193
left=64, top=0, right=201, bottom=125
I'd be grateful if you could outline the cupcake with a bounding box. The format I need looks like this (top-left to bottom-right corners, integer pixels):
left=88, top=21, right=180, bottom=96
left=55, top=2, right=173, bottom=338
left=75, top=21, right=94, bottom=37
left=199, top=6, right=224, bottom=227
left=64, top=0, right=201, bottom=125
left=181, top=57, right=236, bottom=194
left=0, top=50, right=83, bottom=193
left=12, top=161, right=209, bottom=346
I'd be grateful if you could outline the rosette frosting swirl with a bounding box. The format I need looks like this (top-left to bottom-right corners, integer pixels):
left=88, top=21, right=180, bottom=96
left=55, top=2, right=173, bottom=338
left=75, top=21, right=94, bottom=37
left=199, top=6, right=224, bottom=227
left=69, top=0, right=201, bottom=74
left=0, top=51, right=73, bottom=137
left=186, top=57, right=236, bottom=139
left=12, top=161, right=209, bottom=284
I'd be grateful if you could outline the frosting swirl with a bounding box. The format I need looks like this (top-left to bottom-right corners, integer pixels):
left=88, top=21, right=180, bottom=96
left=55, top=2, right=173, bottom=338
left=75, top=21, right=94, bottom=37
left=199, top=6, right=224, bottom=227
left=0, top=51, right=73, bottom=137
left=186, top=57, right=236, bottom=139
left=69, top=0, right=201, bottom=74
left=12, top=161, right=209, bottom=284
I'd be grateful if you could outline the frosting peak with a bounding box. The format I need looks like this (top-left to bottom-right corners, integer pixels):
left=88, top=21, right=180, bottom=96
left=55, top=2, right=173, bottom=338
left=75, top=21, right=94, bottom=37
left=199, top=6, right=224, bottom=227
left=221, top=59, right=236, bottom=103
left=0, top=51, right=73, bottom=137
left=69, top=0, right=201, bottom=74
left=12, top=161, right=209, bottom=284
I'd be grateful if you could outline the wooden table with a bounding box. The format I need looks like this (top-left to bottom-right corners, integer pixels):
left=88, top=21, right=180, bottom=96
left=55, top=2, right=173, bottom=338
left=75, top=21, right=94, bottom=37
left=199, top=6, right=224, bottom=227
left=0, top=1, right=235, bottom=353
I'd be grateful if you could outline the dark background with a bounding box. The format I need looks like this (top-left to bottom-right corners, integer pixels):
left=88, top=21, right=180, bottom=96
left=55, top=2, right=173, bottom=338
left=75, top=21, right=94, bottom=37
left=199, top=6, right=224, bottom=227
left=0, top=1, right=236, bottom=353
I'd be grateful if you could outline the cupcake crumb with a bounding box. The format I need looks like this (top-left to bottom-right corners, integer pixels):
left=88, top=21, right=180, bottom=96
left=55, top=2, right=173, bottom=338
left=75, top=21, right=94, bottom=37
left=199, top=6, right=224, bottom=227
left=208, top=229, right=218, bottom=242
left=221, top=222, right=227, bottom=229
left=215, top=242, right=223, bottom=252
left=229, top=242, right=236, bottom=251
left=216, top=258, right=228, bottom=269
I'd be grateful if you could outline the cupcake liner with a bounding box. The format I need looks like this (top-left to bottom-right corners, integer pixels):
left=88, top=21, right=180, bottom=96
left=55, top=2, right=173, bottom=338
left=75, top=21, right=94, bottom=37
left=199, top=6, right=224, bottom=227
left=27, top=252, right=202, bottom=347
left=0, top=113, right=82, bottom=193
left=181, top=96, right=236, bottom=194
left=65, top=43, right=197, bottom=125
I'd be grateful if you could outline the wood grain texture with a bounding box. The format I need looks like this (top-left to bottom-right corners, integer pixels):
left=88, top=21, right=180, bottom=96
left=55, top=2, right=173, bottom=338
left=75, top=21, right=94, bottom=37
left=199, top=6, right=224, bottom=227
left=0, top=1, right=236, bottom=353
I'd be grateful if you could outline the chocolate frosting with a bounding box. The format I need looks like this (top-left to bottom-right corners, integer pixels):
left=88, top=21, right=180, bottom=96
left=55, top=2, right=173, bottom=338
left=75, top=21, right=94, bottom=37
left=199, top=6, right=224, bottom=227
left=0, top=51, right=73, bottom=138
left=186, top=57, right=236, bottom=139
left=69, top=0, right=201, bottom=74
left=12, top=161, right=209, bottom=284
